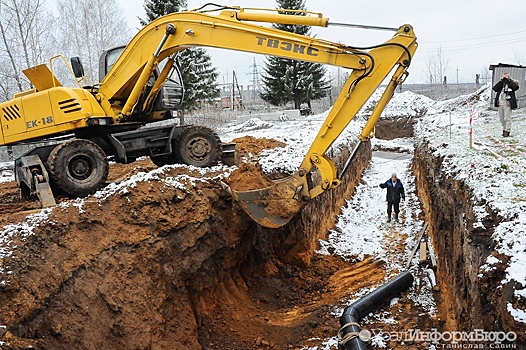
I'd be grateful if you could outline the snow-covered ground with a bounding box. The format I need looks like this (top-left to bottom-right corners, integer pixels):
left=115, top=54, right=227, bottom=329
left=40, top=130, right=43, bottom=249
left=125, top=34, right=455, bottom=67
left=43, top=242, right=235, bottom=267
left=221, top=110, right=364, bottom=174
left=317, top=146, right=419, bottom=262
left=414, top=85, right=526, bottom=323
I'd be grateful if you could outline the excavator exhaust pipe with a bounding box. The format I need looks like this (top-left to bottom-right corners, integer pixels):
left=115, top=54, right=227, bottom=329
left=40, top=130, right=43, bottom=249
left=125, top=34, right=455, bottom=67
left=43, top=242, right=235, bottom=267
left=230, top=172, right=308, bottom=228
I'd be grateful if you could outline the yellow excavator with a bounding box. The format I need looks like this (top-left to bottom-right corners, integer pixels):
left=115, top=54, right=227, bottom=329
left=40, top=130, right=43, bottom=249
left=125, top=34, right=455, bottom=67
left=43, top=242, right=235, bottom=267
left=1, top=5, right=417, bottom=228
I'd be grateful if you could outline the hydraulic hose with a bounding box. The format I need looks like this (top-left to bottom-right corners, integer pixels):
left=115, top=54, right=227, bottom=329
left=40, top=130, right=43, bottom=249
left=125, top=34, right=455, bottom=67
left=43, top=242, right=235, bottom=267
left=338, top=271, right=414, bottom=350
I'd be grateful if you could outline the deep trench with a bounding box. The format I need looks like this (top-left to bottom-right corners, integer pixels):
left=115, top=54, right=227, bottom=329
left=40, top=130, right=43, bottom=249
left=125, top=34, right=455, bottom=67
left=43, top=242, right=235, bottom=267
left=412, top=143, right=526, bottom=344
left=165, top=115, right=522, bottom=347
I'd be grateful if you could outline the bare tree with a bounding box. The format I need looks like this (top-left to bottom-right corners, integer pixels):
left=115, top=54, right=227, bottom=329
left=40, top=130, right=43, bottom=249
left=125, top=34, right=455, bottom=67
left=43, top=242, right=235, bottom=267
left=0, top=0, right=55, bottom=99
left=511, top=49, right=526, bottom=66
left=424, top=46, right=450, bottom=86
left=0, top=65, right=16, bottom=101
left=56, top=0, right=132, bottom=84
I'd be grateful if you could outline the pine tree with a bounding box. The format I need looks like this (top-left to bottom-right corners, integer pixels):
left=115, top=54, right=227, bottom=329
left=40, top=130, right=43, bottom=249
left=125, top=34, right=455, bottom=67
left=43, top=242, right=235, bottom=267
left=139, top=0, right=220, bottom=112
left=140, top=0, right=185, bottom=25
left=260, top=0, right=330, bottom=110
left=178, top=47, right=220, bottom=112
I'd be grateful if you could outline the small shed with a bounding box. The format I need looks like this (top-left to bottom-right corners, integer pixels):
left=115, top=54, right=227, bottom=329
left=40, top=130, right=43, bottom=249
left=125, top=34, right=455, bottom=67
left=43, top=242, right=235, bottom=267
left=489, top=63, right=526, bottom=109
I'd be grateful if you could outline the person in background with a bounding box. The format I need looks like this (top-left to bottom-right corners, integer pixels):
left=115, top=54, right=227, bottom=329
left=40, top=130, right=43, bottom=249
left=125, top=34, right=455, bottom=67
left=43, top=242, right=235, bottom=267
left=379, top=173, right=405, bottom=223
left=492, top=72, right=519, bottom=137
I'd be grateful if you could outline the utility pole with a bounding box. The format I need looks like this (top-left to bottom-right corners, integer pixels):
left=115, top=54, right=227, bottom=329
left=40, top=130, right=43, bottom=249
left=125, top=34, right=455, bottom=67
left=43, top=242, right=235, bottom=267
left=232, top=70, right=243, bottom=110
left=249, top=57, right=260, bottom=102
left=456, top=66, right=459, bottom=84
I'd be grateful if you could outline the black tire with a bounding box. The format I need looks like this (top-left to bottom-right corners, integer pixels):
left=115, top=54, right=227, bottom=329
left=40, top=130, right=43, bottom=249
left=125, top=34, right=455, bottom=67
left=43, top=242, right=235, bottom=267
left=47, top=139, right=109, bottom=197
left=173, top=126, right=222, bottom=167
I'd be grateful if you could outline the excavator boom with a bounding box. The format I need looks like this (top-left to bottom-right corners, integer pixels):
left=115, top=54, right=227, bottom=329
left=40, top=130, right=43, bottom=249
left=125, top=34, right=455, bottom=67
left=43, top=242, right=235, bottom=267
left=95, top=5, right=417, bottom=228
left=4, top=5, right=416, bottom=225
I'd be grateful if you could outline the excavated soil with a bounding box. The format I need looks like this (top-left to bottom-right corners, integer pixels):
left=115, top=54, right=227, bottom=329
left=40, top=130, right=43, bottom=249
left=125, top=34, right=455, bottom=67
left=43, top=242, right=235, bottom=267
left=228, top=162, right=272, bottom=192
left=231, top=136, right=286, bottom=158
left=2, top=125, right=520, bottom=349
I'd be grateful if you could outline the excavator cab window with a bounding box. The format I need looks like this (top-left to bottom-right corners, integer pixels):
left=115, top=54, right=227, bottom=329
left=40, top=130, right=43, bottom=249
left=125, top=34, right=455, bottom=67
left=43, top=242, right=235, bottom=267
left=99, top=46, right=184, bottom=112
left=99, top=47, right=124, bottom=82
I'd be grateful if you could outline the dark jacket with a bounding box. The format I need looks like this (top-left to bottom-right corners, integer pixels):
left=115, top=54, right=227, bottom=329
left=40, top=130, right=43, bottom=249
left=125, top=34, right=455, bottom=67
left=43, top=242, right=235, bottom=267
left=379, top=179, right=405, bottom=203
left=493, top=78, right=519, bottom=110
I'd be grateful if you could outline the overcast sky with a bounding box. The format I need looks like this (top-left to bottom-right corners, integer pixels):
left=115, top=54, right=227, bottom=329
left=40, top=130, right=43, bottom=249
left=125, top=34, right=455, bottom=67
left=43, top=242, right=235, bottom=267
left=115, top=0, right=526, bottom=87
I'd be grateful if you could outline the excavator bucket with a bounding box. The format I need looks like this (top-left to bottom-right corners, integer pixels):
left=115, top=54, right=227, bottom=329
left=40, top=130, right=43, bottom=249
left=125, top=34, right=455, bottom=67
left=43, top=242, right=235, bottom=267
left=230, top=173, right=307, bottom=228
left=15, top=155, right=56, bottom=208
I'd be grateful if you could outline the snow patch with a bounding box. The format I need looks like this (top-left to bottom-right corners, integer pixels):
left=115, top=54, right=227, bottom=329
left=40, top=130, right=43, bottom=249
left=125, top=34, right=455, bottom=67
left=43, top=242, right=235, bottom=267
left=0, top=208, right=53, bottom=278
left=507, top=303, right=526, bottom=323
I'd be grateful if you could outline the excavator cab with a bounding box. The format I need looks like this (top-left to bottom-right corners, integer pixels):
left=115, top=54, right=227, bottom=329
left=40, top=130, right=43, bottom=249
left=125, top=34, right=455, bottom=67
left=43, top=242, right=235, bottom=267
left=99, top=46, right=184, bottom=120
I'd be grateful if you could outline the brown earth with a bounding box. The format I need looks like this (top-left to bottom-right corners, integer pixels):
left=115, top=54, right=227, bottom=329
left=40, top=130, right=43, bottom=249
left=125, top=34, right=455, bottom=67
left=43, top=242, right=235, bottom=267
left=0, top=137, right=376, bottom=350
left=0, top=131, right=487, bottom=350
left=231, top=136, right=286, bottom=158
left=228, top=162, right=272, bottom=192
left=375, top=117, right=415, bottom=140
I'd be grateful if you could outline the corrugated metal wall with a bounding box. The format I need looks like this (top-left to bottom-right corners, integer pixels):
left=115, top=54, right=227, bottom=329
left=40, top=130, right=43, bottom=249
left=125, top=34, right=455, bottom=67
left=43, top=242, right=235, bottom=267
left=490, top=64, right=526, bottom=109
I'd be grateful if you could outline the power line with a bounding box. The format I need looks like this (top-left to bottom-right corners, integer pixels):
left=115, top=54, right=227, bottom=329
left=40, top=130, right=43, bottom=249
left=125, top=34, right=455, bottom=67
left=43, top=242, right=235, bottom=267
left=417, top=36, right=526, bottom=53
left=424, top=29, right=526, bottom=44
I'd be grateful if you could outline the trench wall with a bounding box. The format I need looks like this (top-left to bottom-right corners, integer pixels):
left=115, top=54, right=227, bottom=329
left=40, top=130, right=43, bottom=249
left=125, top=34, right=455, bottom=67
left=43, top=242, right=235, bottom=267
left=413, top=141, right=526, bottom=341
left=249, top=141, right=372, bottom=268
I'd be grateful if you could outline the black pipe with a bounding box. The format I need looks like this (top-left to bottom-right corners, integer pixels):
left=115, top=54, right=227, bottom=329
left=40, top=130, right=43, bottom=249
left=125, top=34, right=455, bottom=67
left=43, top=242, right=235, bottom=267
left=339, top=271, right=414, bottom=350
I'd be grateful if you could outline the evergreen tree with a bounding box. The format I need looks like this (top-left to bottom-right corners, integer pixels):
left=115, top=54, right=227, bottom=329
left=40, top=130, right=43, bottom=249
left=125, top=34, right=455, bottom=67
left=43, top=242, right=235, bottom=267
left=260, top=0, right=330, bottom=110
left=140, top=0, right=185, bottom=25
left=178, top=48, right=220, bottom=112
left=140, top=0, right=220, bottom=112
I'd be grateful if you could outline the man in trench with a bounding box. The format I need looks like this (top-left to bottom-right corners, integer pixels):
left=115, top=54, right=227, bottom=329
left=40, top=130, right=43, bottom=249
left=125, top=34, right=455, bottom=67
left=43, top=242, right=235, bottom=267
left=379, top=173, right=405, bottom=223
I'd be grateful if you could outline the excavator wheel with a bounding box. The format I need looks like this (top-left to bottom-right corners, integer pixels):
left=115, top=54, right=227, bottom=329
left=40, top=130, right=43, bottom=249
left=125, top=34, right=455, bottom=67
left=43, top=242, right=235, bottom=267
left=173, top=126, right=222, bottom=167
left=47, top=139, right=109, bottom=197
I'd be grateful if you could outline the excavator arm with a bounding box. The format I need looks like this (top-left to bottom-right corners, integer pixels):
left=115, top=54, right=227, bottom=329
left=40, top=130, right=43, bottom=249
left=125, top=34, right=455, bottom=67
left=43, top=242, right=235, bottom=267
left=98, top=5, right=417, bottom=228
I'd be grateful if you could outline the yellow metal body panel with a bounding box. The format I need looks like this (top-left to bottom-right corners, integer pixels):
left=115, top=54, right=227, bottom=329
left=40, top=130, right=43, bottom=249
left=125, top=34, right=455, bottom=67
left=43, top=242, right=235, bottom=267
left=0, top=87, right=106, bottom=145
left=22, top=64, right=62, bottom=91
left=13, top=88, right=37, bottom=99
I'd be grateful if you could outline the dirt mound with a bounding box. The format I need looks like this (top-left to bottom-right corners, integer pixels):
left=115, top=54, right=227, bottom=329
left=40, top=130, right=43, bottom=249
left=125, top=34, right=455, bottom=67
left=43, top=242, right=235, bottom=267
left=228, top=162, right=272, bottom=192
left=0, top=163, right=247, bottom=349
left=226, top=136, right=288, bottom=192
left=232, top=136, right=285, bottom=157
